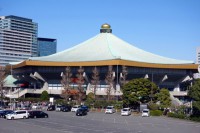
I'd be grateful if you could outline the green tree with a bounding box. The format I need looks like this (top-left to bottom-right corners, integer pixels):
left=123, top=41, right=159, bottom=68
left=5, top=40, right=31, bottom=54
left=122, top=78, right=159, bottom=107
left=40, top=90, right=49, bottom=101
left=156, top=88, right=171, bottom=109
left=188, top=79, right=200, bottom=115
left=85, top=92, right=95, bottom=107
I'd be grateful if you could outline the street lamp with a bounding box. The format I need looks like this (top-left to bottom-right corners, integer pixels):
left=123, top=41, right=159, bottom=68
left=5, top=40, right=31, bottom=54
left=150, top=72, right=154, bottom=102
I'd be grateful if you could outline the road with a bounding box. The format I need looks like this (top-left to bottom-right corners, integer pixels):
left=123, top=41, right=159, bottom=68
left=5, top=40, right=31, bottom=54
left=0, top=111, right=199, bottom=133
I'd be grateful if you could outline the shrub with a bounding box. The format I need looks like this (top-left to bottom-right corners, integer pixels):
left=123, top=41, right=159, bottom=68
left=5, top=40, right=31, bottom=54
left=189, top=115, right=200, bottom=122
left=40, top=91, right=49, bottom=101
left=167, top=112, right=187, bottom=119
left=148, top=102, right=159, bottom=110
left=150, top=110, right=162, bottom=116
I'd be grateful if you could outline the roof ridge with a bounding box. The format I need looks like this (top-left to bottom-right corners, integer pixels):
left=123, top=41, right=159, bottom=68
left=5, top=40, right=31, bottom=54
left=105, top=33, right=116, bottom=59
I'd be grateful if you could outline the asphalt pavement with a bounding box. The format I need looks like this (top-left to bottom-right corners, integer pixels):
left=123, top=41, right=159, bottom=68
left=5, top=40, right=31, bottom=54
left=0, top=111, right=199, bottom=133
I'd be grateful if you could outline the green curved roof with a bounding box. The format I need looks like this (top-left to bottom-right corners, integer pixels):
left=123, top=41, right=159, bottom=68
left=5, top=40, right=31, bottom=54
left=30, top=33, right=193, bottom=64
left=4, top=75, right=17, bottom=87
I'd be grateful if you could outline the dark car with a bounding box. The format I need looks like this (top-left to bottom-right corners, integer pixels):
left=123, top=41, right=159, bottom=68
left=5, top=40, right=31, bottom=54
left=76, top=108, right=87, bottom=116
left=80, top=105, right=89, bottom=112
left=29, top=110, right=48, bottom=118
left=0, top=110, right=14, bottom=118
left=60, top=105, right=71, bottom=112
left=47, top=105, right=55, bottom=111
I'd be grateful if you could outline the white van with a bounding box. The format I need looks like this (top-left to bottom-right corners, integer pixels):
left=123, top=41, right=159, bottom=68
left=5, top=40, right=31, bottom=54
left=6, top=110, right=29, bottom=120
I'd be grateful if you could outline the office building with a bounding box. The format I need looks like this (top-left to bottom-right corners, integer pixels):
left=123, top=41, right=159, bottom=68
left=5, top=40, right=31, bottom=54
left=37, top=37, right=57, bottom=56
left=196, top=47, right=200, bottom=64
left=0, top=15, right=38, bottom=66
left=194, top=47, right=200, bottom=79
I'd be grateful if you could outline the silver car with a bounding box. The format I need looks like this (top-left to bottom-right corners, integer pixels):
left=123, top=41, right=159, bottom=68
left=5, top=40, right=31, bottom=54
left=121, top=108, right=131, bottom=116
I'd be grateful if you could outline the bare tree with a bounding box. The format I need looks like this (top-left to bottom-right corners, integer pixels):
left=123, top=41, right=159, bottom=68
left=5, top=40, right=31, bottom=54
left=105, top=66, right=115, bottom=101
left=0, top=66, right=6, bottom=105
left=76, top=66, right=85, bottom=104
left=120, top=65, right=128, bottom=86
left=91, top=67, right=100, bottom=100
left=61, top=67, right=72, bottom=101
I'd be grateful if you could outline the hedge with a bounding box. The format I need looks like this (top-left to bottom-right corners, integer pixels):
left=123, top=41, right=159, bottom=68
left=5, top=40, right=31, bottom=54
left=167, top=112, right=188, bottom=119
left=150, top=110, right=162, bottom=116
left=189, top=115, right=200, bottom=122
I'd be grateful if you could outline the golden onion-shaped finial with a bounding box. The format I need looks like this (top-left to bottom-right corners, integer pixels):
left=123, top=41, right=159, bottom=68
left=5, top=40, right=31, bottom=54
left=101, top=23, right=111, bottom=29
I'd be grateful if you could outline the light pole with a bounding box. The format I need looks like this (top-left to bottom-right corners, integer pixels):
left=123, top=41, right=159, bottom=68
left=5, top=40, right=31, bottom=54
left=150, top=72, right=154, bottom=102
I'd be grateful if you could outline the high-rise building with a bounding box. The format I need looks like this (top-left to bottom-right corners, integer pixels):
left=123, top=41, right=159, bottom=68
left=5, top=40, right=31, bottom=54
left=37, top=37, right=57, bottom=56
left=196, top=47, right=200, bottom=64
left=0, top=15, right=38, bottom=66
left=194, top=47, right=200, bottom=79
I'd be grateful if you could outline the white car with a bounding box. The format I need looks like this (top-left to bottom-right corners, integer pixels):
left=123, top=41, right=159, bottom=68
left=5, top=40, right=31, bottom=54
left=105, top=106, right=115, bottom=114
left=56, top=105, right=62, bottom=111
left=32, top=104, right=41, bottom=110
left=121, top=108, right=131, bottom=116
left=71, top=105, right=80, bottom=112
left=6, top=110, right=29, bottom=120
left=142, top=109, right=150, bottom=117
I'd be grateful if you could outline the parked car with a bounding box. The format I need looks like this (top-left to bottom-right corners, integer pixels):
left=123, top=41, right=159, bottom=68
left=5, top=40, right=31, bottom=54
left=141, top=109, right=150, bottom=117
left=47, top=105, right=55, bottom=111
left=0, top=110, right=5, bottom=117
left=105, top=106, right=115, bottom=114
left=71, top=105, right=80, bottom=112
left=0, top=110, right=14, bottom=118
left=60, top=105, right=71, bottom=112
left=55, top=105, right=62, bottom=111
left=76, top=108, right=87, bottom=116
left=21, top=105, right=31, bottom=110
left=121, top=108, right=131, bottom=116
left=6, top=110, right=29, bottom=120
left=28, top=110, right=48, bottom=118
left=32, top=104, right=41, bottom=110
left=80, top=105, right=89, bottom=112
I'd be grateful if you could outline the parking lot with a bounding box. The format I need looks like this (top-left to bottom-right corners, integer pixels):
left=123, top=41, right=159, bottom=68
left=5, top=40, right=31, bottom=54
left=0, top=111, right=200, bottom=133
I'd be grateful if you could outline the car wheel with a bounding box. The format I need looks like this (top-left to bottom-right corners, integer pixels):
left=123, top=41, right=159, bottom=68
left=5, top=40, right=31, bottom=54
left=45, top=115, right=48, bottom=118
left=11, top=117, right=14, bottom=120
left=34, top=116, right=37, bottom=119
left=23, top=116, right=26, bottom=119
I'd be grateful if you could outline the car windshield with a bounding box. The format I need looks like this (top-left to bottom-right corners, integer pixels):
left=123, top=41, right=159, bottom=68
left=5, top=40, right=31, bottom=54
left=143, top=110, right=149, bottom=113
left=106, top=107, right=113, bottom=109
left=122, top=109, right=129, bottom=111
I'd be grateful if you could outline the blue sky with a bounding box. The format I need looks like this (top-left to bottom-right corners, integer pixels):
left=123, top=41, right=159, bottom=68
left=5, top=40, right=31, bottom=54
left=1, top=0, right=200, bottom=61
